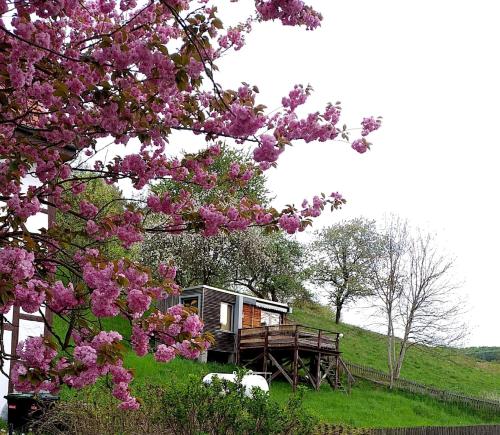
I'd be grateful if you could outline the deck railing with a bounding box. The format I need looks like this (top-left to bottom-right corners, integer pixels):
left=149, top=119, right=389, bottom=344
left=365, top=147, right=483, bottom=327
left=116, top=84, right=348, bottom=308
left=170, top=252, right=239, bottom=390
left=238, top=324, right=341, bottom=353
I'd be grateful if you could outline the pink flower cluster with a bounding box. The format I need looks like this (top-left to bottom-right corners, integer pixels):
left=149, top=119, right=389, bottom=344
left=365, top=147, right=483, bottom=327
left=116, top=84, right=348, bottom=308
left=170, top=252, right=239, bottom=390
left=361, top=116, right=382, bottom=136
left=11, top=337, right=58, bottom=394
left=0, top=0, right=378, bottom=409
left=0, top=247, right=35, bottom=283
left=281, top=84, right=309, bottom=111
left=278, top=214, right=301, bottom=234
left=253, top=134, right=283, bottom=165
left=255, top=0, right=323, bottom=30
left=351, top=138, right=369, bottom=154
left=130, top=305, right=208, bottom=362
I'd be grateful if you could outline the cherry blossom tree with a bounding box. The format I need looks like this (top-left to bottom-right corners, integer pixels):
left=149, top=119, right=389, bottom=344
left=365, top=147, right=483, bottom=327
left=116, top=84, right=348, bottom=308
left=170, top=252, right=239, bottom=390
left=0, top=0, right=380, bottom=408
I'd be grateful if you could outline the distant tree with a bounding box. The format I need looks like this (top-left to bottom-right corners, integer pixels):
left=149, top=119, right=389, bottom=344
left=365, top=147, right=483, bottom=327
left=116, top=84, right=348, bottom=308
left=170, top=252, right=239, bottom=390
left=393, top=231, right=465, bottom=378
left=309, top=218, right=379, bottom=323
left=227, top=229, right=308, bottom=302
left=371, top=217, right=466, bottom=384
left=56, top=177, right=132, bottom=263
left=369, top=216, right=410, bottom=387
left=141, top=231, right=230, bottom=288
left=141, top=228, right=308, bottom=303
left=151, top=145, right=271, bottom=208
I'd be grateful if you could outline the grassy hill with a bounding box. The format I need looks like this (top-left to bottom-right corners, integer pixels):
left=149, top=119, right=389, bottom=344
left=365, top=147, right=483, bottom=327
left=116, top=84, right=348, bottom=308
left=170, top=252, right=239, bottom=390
left=54, top=305, right=500, bottom=428
left=290, top=305, right=500, bottom=401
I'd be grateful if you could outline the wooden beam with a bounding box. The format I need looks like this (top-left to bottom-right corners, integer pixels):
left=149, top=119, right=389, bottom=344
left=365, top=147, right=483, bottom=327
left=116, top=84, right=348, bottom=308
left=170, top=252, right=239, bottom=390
left=319, top=358, right=337, bottom=390
left=263, top=326, right=269, bottom=376
left=236, top=329, right=241, bottom=365
left=316, top=353, right=321, bottom=391
left=19, top=313, right=44, bottom=323
left=268, top=352, right=293, bottom=386
left=8, top=306, right=20, bottom=393
left=242, top=352, right=264, bottom=368
left=297, top=355, right=316, bottom=390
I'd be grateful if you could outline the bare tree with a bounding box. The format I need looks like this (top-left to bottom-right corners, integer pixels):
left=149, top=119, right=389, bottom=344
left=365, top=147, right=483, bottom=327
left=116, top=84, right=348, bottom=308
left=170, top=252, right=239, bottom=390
left=393, top=231, right=466, bottom=379
left=370, top=216, right=409, bottom=387
left=310, top=218, right=379, bottom=324
left=371, top=217, right=466, bottom=385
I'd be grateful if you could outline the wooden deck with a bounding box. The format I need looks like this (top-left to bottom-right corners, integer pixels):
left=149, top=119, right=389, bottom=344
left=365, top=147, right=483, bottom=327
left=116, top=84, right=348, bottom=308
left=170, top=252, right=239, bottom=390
left=236, top=324, right=350, bottom=391
left=238, top=324, right=341, bottom=354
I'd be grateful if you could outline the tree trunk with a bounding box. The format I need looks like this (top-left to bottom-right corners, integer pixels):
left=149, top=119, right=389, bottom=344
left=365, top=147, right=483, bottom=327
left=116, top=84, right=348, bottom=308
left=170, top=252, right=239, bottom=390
left=335, top=303, right=342, bottom=324
left=394, top=343, right=407, bottom=380
left=387, top=314, right=395, bottom=389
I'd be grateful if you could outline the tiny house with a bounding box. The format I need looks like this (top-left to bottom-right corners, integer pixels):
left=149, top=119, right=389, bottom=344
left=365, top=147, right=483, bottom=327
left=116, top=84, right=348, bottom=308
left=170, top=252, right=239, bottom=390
left=159, top=285, right=292, bottom=362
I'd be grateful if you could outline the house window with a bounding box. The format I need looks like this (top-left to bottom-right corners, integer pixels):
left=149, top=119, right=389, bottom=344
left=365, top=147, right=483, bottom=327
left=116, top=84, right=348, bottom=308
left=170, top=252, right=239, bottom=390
left=181, top=296, right=200, bottom=313
left=220, top=302, right=233, bottom=332
left=261, top=311, right=281, bottom=326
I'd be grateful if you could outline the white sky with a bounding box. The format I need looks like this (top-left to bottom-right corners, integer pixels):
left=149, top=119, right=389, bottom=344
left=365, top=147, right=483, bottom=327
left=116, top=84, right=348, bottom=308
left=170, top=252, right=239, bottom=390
left=86, top=1, right=499, bottom=346
left=212, top=0, right=500, bottom=346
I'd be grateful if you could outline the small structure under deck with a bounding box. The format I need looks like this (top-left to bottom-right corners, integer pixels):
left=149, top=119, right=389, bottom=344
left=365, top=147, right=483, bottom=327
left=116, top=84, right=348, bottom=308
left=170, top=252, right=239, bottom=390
left=237, top=324, right=354, bottom=391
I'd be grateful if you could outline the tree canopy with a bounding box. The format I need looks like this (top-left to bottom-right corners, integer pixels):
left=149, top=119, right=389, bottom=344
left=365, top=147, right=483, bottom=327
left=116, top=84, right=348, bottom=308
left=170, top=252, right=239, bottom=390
left=0, top=0, right=380, bottom=408
left=309, top=218, right=379, bottom=323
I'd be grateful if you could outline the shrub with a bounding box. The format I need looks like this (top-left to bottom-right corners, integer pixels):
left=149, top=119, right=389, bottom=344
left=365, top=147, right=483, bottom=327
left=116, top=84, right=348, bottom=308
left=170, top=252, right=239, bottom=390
left=158, top=374, right=317, bottom=435
left=32, top=375, right=316, bottom=435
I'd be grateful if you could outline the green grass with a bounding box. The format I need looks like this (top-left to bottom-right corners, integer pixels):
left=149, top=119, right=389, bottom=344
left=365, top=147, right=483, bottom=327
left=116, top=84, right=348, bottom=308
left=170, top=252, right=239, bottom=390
left=112, top=353, right=499, bottom=427
left=53, top=304, right=500, bottom=427
left=271, top=381, right=499, bottom=427
left=290, top=305, right=500, bottom=400
left=59, top=350, right=491, bottom=428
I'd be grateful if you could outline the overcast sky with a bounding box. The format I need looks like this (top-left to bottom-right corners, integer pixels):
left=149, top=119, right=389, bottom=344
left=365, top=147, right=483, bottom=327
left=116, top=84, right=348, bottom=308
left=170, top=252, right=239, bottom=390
left=210, top=0, right=500, bottom=346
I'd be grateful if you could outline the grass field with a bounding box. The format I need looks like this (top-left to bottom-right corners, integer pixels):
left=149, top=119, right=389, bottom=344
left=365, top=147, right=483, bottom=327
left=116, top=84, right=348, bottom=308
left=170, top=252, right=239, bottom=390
left=290, top=305, right=500, bottom=401
left=109, top=353, right=499, bottom=427
left=53, top=305, right=500, bottom=427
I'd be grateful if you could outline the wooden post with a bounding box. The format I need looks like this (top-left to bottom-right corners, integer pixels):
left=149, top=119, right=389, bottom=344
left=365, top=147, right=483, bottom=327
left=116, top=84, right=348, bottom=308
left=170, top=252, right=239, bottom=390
left=263, top=326, right=269, bottom=379
left=292, top=325, right=299, bottom=392
left=334, top=355, right=340, bottom=390
left=335, top=333, right=340, bottom=352
left=236, top=329, right=241, bottom=365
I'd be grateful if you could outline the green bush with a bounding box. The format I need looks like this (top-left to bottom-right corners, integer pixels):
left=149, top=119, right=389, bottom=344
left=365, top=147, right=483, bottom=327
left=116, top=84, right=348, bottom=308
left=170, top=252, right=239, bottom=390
left=156, top=373, right=317, bottom=435
left=33, top=373, right=316, bottom=435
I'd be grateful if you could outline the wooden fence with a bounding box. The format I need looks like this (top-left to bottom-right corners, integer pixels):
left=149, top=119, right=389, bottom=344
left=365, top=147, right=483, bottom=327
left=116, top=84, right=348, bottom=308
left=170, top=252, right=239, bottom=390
left=315, top=424, right=500, bottom=435
left=342, top=361, right=500, bottom=414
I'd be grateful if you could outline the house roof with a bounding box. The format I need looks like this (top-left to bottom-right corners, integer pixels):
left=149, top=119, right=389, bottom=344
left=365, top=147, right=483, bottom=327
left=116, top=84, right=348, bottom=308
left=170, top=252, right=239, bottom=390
left=183, top=285, right=291, bottom=311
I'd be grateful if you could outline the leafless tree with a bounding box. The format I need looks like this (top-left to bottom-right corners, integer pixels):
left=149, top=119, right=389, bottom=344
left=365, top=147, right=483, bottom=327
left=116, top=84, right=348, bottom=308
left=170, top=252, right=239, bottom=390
left=393, top=231, right=466, bottom=379
left=370, top=216, right=409, bottom=387
left=371, top=217, right=466, bottom=386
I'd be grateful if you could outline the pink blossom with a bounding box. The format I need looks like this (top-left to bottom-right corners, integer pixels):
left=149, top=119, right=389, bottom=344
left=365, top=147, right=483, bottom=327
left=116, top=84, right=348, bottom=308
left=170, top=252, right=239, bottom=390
left=253, top=134, right=282, bottom=163
left=79, top=201, right=99, bottom=219
left=131, top=325, right=149, bottom=356
left=158, top=263, right=177, bottom=279
left=361, top=116, right=382, bottom=136
left=14, top=279, right=46, bottom=313
left=7, top=194, right=40, bottom=219
left=278, top=214, right=301, bottom=234
left=0, top=247, right=35, bottom=282
left=175, top=340, right=201, bottom=359
left=127, top=289, right=151, bottom=315
left=74, top=345, right=98, bottom=366
left=50, top=281, right=79, bottom=313
left=182, top=314, right=204, bottom=336
left=351, top=138, right=369, bottom=154
left=154, top=344, right=176, bottom=362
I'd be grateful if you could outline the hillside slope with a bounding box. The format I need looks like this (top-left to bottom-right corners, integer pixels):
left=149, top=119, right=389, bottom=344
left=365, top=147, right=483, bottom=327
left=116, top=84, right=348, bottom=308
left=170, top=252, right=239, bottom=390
left=290, top=305, right=500, bottom=400
left=53, top=306, right=500, bottom=427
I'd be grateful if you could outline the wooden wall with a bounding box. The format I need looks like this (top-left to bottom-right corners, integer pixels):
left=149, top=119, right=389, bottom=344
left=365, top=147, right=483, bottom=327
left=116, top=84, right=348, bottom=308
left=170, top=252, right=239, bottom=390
left=203, top=288, right=237, bottom=353
left=242, top=304, right=262, bottom=328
